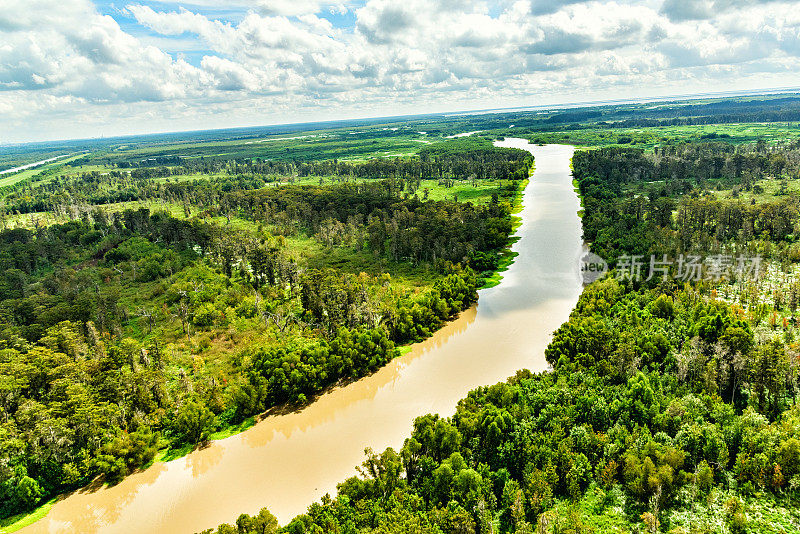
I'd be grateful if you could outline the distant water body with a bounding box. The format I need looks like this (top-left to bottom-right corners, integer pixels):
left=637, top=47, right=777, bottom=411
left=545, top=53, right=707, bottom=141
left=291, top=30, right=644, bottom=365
left=0, top=155, right=71, bottom=176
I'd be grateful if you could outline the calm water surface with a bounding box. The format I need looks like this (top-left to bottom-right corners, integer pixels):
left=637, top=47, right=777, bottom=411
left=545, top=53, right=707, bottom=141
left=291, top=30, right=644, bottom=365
left=21, top=141, right=583, bottom=533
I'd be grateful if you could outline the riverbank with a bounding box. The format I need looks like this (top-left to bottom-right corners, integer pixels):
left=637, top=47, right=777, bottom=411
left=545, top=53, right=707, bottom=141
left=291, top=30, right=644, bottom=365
left=481, top=175, right=529, bottom=288
left=5, top=173, right=531, bottom=534
left=17, top=142, right=582, bottom=534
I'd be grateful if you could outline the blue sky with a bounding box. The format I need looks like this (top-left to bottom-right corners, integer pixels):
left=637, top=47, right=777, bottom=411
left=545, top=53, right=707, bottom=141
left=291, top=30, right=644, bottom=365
left=3, top=0, right=800, bottom=142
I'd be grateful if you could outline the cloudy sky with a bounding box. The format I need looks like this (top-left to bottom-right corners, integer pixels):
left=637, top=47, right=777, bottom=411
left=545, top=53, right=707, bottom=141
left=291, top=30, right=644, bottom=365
left=2, top=0, right=800, bottom=142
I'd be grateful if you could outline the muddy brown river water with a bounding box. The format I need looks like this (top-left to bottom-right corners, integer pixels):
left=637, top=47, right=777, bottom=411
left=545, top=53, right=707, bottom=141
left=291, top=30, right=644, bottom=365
left=20, top=141, right=583, bottom=534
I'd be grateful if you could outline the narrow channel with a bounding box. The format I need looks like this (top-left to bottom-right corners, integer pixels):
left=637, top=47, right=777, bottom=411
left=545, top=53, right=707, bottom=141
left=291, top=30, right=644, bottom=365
left=21, top=141, right=583, bottom=534
left=0, top=154, right=71, bottom=176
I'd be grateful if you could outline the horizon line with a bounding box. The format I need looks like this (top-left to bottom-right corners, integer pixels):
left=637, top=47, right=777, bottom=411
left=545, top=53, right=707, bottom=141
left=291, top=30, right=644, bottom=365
left=4, top=85, right=800, bottom=149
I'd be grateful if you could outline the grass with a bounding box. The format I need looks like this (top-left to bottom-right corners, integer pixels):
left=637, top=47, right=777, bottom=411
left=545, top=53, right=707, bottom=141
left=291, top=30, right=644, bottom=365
left=4, top=199, right=196, bottom=228
left=0, top=498, right=57, bottom=534
left=543, top=485, right=631, bottom=533
left=708, top=176, right=800, bottom=204
left=284, top=233, right=438, bottom=292
left=153, top=172, right=230, bottom=183
left=414, top=178, right=510, bottom=204
left=156, top=416, right=258, bottom=463
left=0, top=154, right=86, bottom=188
left=82, top=129, right=437, bottom=166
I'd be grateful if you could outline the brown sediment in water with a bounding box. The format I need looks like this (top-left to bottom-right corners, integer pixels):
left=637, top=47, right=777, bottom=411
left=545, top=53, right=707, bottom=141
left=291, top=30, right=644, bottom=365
left=20, top=142, right=583, bottom=534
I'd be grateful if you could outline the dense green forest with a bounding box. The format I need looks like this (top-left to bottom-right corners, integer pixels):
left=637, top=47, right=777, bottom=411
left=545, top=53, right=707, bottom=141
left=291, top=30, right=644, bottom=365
left=0, top=144, right=527, bottom=521
left=572, top=141, right=800, bottom=262
left=201, top=279, right=800, bottom=534
left=5, top=95, right=800, bottom=533
left=200, top=131, right=800, bottom=534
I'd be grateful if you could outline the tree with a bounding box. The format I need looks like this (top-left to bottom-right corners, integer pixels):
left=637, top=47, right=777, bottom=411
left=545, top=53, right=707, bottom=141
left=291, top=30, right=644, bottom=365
left=750, top=340, right=791, bottom=419
left=16, top=476, right=43, bottom=510
left=172, top=400, right=215, bottom=444
left=235, top=508, right=279, bottom=534
left=358, top=447, right=404, bottom=502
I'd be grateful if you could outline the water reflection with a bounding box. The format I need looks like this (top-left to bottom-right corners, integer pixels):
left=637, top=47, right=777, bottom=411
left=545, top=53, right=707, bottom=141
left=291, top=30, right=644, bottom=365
left=21, top=142, right=583, bottom=534
left=242, top=305, right=477, bottom=449
left=186, top=442, right=224, bottom=478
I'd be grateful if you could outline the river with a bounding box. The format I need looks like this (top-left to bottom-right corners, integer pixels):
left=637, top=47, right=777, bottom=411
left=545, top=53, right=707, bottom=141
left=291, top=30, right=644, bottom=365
left=20, top=141, right=583, bottom=534
left=0, top=155, right=72, bottom=176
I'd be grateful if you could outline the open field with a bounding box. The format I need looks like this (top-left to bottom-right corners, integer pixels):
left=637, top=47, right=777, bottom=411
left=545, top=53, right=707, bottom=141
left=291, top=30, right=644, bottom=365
left=4, top=92, right=800, bottom=172
left=0, top=154, right=88, bottom=188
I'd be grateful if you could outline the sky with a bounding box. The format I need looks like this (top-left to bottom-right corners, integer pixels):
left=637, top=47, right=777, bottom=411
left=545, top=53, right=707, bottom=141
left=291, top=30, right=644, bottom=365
left=3, top=0, right=800, bottom=143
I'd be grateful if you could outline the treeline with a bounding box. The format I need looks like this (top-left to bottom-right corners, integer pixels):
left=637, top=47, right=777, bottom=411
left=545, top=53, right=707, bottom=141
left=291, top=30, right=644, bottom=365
left=223, top=182, right=514, bottom=266
left=532, top=96, right=800, bottom=129
left=572, top=144, right=800, bottom=260
left=230, top=142, right=529, bottom=182
left=202, top=279, right=800, bottom=534
left=229, top=267, right=478, bottom=413
left=116, top=155, right=185, bottom=168
left=0, top=144, right=528, bottom=217
left=573, top=142, right=800, bottom=187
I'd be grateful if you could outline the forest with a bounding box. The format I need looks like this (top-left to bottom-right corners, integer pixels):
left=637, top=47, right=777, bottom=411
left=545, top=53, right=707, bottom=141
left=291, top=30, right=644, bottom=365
left=200, top=129, right=800, bottom=534
left=572, top=141, right=800, bottom=262
left=201, top=279, right=800, bottom=534
left=3, top=95, right=800, bottom=533
left=0, top=144, right=527, bottom=521
left=0, top=137, right=529, bottom=220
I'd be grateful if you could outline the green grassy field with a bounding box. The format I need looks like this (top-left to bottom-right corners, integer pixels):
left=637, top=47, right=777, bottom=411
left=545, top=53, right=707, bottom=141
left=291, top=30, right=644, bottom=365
left=0, top=153, right=88, bottom=188
left=416, top=178, right=509, bottom=204
left=84, top=129, right=437, bottom=166
left=708, top=176, right=800, bottom=203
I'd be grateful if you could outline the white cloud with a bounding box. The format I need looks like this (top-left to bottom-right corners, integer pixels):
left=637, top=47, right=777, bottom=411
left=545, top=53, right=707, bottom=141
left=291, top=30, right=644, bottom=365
left=0, top=0, right=204, bottom=101
left=659, top=0, right=715, bottom=21
left=3, top=0, right=800, bottom=141
left=125, top=5, right=233, bottom=38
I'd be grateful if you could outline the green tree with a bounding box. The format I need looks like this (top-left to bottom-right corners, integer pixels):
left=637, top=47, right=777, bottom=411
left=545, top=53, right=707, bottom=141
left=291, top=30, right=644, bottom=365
left=172, top=400, right=215, bottom=444
left=16, top=476, right=43, bottom=510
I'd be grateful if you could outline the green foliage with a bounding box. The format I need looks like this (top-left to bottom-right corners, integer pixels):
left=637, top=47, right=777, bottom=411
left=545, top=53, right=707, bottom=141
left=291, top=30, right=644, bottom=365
left=14, top=477, right=42, bottom=510
left=571, top=142, right=800, bottom=262
left=171, top=401, right=215, bottom=444
left=203, top=279, right=800, bottom=534
left=244, top=326, right=398, bottom=407
left=94, top=427, right=159, bottom=483
left=198, top=507, right=279, bottom=534
left=0, top=142, right=519, bottom=523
